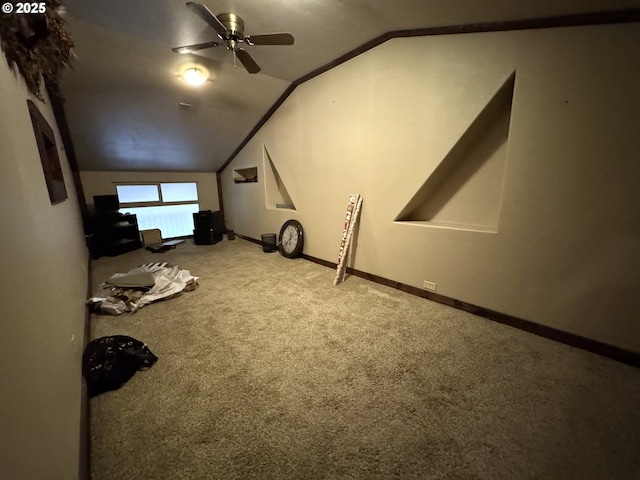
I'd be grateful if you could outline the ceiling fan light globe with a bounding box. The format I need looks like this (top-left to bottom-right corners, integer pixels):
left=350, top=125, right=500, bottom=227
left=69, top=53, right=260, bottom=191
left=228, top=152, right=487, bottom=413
left=183, top=68, right=207, bottom=86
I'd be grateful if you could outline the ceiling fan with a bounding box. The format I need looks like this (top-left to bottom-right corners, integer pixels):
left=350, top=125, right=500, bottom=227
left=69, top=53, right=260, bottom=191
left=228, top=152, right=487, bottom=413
left=172, top=2, right=295, bottom=74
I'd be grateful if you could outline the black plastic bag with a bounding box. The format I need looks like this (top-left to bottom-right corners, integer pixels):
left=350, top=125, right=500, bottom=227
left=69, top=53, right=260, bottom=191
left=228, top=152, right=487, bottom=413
left=82, top=335, right=158, bottom=397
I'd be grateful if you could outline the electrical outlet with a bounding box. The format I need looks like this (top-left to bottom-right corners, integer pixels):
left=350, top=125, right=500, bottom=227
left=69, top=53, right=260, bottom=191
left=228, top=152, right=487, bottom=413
left=423, top=280, right=437, bottom=291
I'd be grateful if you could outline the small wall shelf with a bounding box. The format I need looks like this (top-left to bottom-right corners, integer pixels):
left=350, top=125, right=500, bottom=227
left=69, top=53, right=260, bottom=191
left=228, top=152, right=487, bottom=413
left=234, top=167, right=258, bottom=183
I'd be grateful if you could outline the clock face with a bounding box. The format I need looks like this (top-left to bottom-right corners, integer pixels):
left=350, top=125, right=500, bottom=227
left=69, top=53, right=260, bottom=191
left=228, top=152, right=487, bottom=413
left=278, top=220, right=304, bottom=258
left=281, top=225, right=299, bottom=253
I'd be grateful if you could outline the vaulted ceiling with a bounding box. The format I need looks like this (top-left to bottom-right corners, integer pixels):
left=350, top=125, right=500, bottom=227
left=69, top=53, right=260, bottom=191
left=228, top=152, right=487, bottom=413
left=60, top=0, right=640, bottom=173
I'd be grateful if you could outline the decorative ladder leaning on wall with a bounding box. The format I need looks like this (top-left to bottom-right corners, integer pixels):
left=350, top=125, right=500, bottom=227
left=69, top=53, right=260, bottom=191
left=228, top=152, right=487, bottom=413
left=334, top=194, right=363, bottom=285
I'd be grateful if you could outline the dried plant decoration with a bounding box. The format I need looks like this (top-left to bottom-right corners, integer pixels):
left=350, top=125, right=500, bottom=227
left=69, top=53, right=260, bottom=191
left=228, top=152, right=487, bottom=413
left=0, top=0, right=74, bottom=101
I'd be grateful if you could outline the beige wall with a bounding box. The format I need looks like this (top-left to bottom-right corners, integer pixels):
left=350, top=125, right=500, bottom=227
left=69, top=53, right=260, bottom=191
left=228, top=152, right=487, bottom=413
left=0, top=63, right=88, bottom=477
left=221, top=23, right=640, bottom=352
left=80, top=171, right=219, bottom=211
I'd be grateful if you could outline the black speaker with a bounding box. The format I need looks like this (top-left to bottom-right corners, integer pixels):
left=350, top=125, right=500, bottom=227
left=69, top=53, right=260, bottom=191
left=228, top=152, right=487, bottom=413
left=193, top=211, right=223, bottom=234
left=193, top=211, right=213, bottom=229
left=193, top=229, right=222, bottom=245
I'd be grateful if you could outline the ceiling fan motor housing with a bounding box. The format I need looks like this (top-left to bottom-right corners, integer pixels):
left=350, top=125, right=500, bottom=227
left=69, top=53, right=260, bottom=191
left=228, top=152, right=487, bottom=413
left=217, top=13, right=245, bottom=39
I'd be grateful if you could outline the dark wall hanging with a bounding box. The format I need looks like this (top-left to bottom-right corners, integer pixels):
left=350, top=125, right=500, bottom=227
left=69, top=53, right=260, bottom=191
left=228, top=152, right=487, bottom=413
left=28, top=99, right=67, bottom=204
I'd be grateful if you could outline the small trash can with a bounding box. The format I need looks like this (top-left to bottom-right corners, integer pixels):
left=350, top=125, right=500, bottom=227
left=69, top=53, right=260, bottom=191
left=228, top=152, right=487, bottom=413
left=227, top=230, right=236, bottom=241
left=261, top=233, right=277, bottom=253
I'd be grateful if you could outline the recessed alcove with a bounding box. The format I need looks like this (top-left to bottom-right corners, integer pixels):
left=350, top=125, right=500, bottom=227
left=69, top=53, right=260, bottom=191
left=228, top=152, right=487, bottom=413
left=395, top=72, right=516, bottom=232
left=233, top=167, right=258, bottom=184
left=263, top=146, right=296, bottom=210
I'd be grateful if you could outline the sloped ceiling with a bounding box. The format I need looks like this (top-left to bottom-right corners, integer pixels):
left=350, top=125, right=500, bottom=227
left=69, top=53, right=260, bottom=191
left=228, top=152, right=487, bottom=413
left=60, top=0, right=640, bottom=172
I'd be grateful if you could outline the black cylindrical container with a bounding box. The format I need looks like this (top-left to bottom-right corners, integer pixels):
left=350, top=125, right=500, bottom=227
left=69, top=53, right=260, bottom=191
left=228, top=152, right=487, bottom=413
left=261, top=233, right=277, bottom=253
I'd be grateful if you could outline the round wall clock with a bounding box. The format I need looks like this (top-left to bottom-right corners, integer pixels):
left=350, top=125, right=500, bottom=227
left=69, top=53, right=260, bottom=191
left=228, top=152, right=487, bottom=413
left=278, top=219, right=304, bottom=258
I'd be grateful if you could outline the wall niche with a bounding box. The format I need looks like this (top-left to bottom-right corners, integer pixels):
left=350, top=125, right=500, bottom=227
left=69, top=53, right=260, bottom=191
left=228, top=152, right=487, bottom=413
left=395, top=72, right=515, bottom=232
left=233, top=167, right=258, bottom=184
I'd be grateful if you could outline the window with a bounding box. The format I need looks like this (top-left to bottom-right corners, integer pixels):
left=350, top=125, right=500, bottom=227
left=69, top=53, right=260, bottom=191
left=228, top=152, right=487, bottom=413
left=160, top=182, right=198, bottom=202
left=117, top=185, right=159, bottom=203
left=116, top=182, right=200, bottom=238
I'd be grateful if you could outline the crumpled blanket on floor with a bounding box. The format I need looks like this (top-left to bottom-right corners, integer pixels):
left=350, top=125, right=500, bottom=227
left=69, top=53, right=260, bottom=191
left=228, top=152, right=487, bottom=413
left=88, top=262, right=199, bottom=315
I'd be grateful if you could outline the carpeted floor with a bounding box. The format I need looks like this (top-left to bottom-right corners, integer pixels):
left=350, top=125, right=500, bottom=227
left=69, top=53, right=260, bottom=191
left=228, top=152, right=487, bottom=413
left=88, top=238, right=640, bottom=480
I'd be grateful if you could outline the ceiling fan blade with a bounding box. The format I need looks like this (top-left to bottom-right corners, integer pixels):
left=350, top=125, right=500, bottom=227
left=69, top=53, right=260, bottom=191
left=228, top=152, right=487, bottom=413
left=236, top=49, right=261, bottom=74
left=186, top=2, right=228, bottom=38
left=245, top=33, right=294, bottom=46
left=172, top=41, right=220, bottom=54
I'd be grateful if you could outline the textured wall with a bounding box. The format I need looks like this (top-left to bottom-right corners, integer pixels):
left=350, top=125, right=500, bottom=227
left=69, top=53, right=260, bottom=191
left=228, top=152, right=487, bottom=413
left=0, top=63, right=89, bottom=477
left=221, top=23, right=640, bottom=352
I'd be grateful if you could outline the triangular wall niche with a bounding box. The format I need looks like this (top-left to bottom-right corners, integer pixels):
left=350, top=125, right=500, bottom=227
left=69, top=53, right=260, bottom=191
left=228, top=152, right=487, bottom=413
left=263, top=146, right=296, bottom=210
left=395, top=72, right=515, bottom=232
